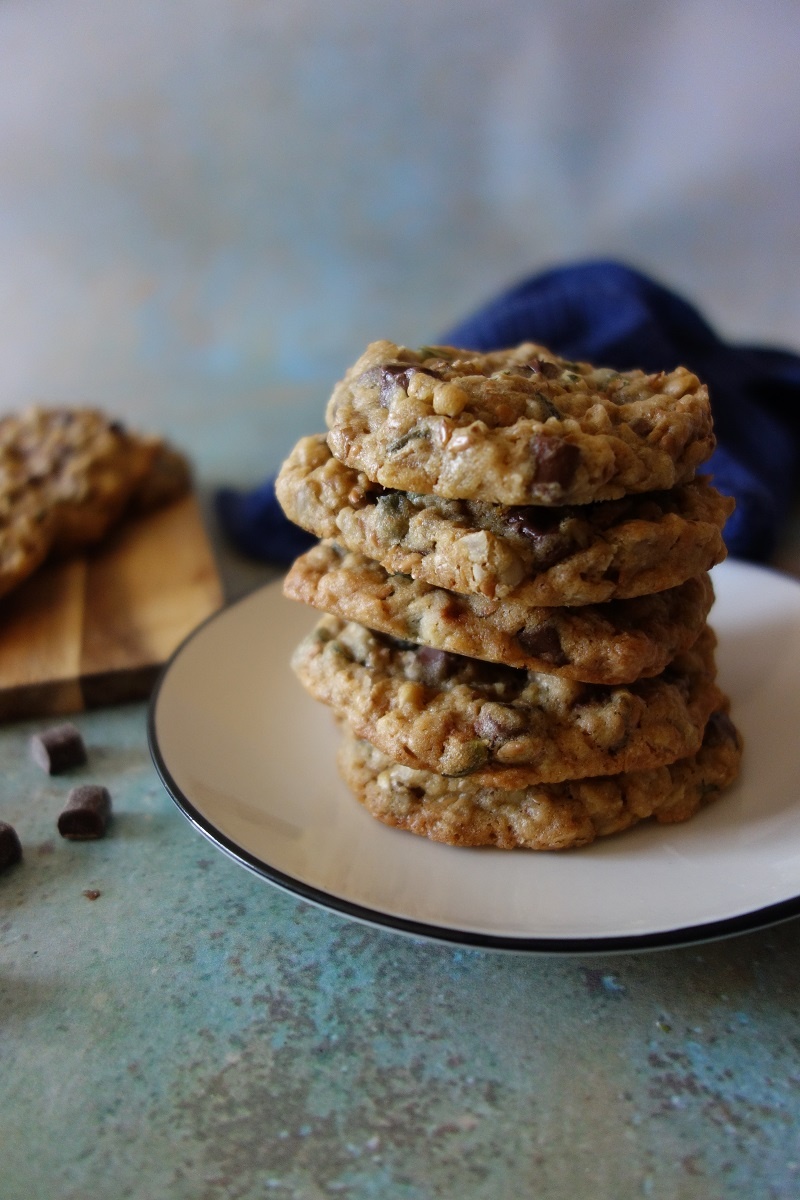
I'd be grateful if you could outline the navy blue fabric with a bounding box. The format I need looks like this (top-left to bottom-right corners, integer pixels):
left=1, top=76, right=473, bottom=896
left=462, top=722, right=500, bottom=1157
left=215, top=481, right=316, bottom=565
left=215, top=260, right=800, bottom=564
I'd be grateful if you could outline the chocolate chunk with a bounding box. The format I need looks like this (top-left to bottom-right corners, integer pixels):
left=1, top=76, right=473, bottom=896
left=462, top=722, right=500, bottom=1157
left=538, top=360, right=562, bottom=379
left=530, top=435, right=580, bottom=489
left=371, top=363, right=444, bottom=406
left=57, top=785, right=111, bottom=840
left=521, top=358, right=561, bottom=380
left=29, top=724, right=87, bottom=775
left=380, top=364, right=417, bottom=404
left=474, top=704, right=528, bottom=743
left=416, top=645, right=459, bottom=685
left=0, top=821, right=22, bottom=869
left=505, top=506, right=571, bottom=570
left=517, top=623, right=568, bottom=666
left=705, top=710, right=739, bottom=747
left=506, top=505, right=561, bottom=540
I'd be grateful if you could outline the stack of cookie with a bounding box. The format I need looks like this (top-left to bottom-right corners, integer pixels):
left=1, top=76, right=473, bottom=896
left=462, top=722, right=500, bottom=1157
left=276, top=340, right=742, bottom=850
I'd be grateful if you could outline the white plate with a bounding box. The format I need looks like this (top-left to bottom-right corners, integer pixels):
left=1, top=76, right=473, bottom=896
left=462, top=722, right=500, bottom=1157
left=148, top=559, right=800, bottom=953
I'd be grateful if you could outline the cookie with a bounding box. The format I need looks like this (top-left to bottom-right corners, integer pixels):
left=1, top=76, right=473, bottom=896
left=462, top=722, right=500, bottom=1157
left=291, top=618, right=723, bottom=785
left=337, top=708, right=743, bottom=850
left=284, top=542, right=715, bottom=684
left=0, top=408, right=191, bottom=599
left=275, top=435, right=732, bottom=604
left=325, top=340, right=715, bottom=505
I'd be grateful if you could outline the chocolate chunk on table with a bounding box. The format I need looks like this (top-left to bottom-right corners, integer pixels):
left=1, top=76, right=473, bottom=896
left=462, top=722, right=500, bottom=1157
left=29, top=724, right=87, bottom=775
left=0, top=820, right=22, bottom=869
left=57, top=785, right=111, bottom=840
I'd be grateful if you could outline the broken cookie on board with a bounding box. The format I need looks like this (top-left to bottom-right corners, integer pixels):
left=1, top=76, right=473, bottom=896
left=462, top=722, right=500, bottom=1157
left=0, top=407, right=191, bottom=600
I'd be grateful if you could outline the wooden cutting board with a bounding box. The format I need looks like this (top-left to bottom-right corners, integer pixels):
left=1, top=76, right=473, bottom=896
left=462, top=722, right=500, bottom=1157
left=0, top=494, right=224, bottom=721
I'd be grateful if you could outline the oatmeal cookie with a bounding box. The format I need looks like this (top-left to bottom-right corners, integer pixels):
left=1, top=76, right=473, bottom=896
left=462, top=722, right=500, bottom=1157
left=325, top=340, right=715, bottom=505
left=337, top=708, right=742, bottom=850
left=276, top=435, right=732, bottom=604
left=0, top=407, right=191, bottom=598
left=284, top=542, right=715, bottom=684
left=291, top=618, right=723, bottom=785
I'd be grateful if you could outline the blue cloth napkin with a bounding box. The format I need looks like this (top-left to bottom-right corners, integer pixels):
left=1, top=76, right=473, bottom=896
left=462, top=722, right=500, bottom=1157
left=215, top=260, right=800, bottom=564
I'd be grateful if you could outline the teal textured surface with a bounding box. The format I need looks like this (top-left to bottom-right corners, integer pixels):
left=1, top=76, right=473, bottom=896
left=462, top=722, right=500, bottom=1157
left=2, top=1, right=800, bottom=1193
left=3, top=695, right=800, bottom=1198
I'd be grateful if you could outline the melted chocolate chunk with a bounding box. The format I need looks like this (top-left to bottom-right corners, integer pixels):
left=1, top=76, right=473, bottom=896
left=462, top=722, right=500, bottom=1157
left=704, top=710, right=739, bottom=747
left=379, top=364, right=418, bottom=403
left=505, top=505, right=571, bottom=571
left=519, top=358, right=561, bottom=380
left=517, top=623, right=568, bottom=666
left=416, top=645, right=459, bottom=685
left=474, top=704, right=528, bottom=743
left=505, top=505, right=561, bottom=539
left=530, top=435, right=580, bottom=489
left=360, top=363, right=444, bottom=407
left=539, top=360, right=562, bottom=379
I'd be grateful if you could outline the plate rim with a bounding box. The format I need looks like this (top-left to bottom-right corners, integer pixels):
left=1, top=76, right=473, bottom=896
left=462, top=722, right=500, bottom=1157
left=147, top=561, right=800, bottom=956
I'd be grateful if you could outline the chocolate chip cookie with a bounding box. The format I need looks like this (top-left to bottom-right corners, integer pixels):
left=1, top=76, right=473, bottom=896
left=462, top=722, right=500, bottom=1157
left=337, top=707, right=742, bottom=850
left=325, top=340, right=715, bottom=505
left=0, top=407, right=191, bottom=599
left=284, top=541, right=715, bottom=684
left=276, top=435, right=732, bottom=604
left=291, top=618, right=723, bottom=785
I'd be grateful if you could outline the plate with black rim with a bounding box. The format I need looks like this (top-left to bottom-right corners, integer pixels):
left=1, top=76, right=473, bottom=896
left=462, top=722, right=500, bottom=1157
left=148, top=558, right=800, bottom=954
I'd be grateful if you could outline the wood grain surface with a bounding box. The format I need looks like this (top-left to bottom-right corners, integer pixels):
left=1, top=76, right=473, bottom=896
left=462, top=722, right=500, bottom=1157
left=0, top=494, right=223, bottom=721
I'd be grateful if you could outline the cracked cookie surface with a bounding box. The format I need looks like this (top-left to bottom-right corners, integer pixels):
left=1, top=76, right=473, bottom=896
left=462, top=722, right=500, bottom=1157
left=337, top=708, right=742, bottom=850
left=325, top=340, right=715, bottom=505
left=284, top=541, right=715, bottom=684
left=291, top=617, right=722, bottom=785
left=276, top=435, right=732, bottom=604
